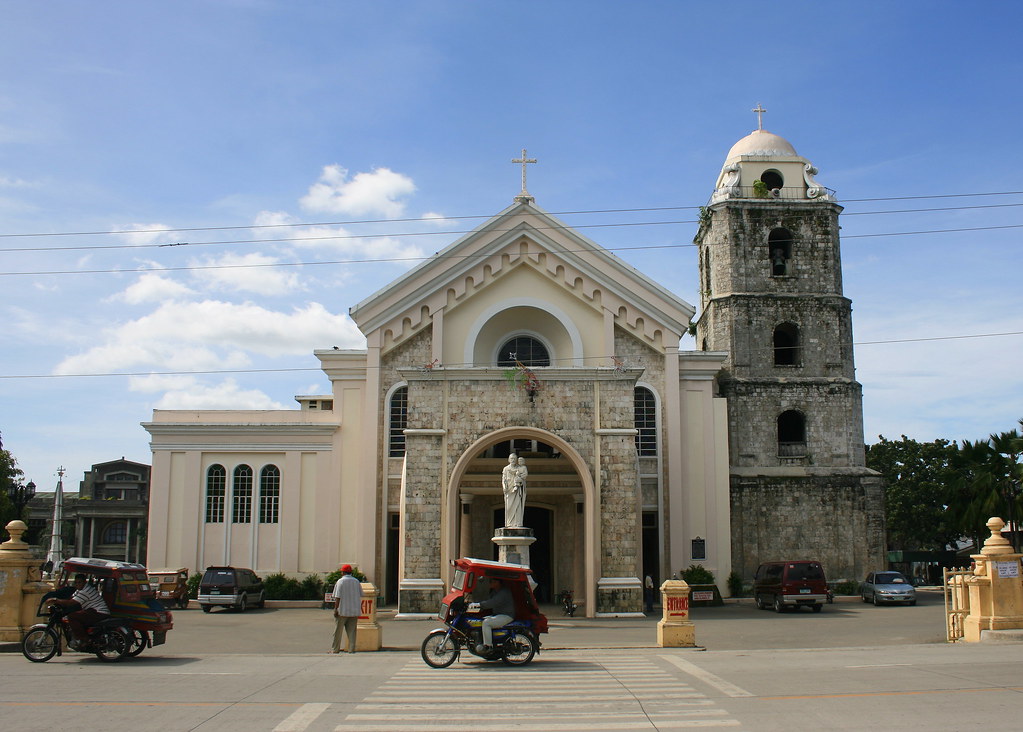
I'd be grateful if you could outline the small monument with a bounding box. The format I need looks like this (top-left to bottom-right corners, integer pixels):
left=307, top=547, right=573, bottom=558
left=492, top=453, right=536, bottom=565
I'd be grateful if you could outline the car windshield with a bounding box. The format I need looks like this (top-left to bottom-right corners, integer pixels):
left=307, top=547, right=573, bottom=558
left=876, top=573, right=906, bottom=584
left=787, top=563, right=823, bottom=581
left=204, top=570, right=235, bottom=586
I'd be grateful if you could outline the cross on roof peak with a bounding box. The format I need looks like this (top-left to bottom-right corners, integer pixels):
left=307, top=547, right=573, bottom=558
left=511, top=148, right=537, bottom=201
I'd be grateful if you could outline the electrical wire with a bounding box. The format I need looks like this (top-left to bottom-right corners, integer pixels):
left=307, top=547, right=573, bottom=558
left=3, top=331, right=1020, bottom=380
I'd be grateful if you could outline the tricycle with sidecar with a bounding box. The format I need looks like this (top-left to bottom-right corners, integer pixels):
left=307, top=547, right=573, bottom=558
left=421, top=557, right=547, bottom=668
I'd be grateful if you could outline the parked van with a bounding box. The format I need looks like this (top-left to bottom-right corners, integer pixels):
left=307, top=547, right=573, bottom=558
left=197, top=566, right=266, bottom=613
left=753, top=560, right=828, bottom=613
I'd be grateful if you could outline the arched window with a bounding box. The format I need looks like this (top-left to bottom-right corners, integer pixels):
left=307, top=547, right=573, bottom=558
left=259, top=465, right=280, bottom=524
left=777, top=411, right=807, bottom=457
left=773, top=323, right=801, bottom=366
left=232, top=465, right=253, bottom=523
left=388, top=386, right=408, bottom=457
left=634, top=386, right=658, bottom=456
left=205, top=464, right=226, bottom=523
left=102, top=521, right=127, bottom=544
left=768, top=228, right=794, bottom=276
left=497, top=336, right=550, bottom=367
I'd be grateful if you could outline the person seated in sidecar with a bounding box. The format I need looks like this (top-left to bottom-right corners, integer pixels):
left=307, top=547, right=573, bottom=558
left=469, top=577, right=515, bottom=654
left=49, top=573, right=111, bottom=642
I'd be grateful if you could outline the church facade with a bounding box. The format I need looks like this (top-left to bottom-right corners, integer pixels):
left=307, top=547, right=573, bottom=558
left=143, top=126, right=885, bottom=616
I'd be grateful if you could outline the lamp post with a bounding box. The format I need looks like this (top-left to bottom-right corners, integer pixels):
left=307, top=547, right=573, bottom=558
left=6, top=479, right=36, bottom=517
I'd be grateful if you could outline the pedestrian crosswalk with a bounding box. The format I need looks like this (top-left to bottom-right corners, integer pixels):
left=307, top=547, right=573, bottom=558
left=332, top=655, right=741, bottom=730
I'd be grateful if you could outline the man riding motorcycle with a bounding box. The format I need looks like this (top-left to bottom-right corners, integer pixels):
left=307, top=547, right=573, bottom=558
left=470, top=577, right=515, bottom=654
left=49, top=573, right=111, bottom=644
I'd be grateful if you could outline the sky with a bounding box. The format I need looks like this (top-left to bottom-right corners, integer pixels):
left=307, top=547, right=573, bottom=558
left=2, top=1, right=1022, bottom=493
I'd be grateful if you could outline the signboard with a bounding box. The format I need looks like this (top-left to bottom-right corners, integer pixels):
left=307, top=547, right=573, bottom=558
left=995, top=561, right=1020, bottom=579
left=691, top=590, right=715, bottom=602
left=664, top=595, right=689, bottom=618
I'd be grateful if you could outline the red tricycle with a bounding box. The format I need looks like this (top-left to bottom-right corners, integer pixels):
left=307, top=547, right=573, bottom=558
left=421, top=557, right=548, bottom=668
left=59, top=557, right=174, bottom=657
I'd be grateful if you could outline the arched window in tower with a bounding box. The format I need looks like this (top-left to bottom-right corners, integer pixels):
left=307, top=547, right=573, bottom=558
left=388, top=386, right=408, bottom=457
left=259, top=465, right=280, bottom=524
left=761, top=169, right=784, bottom=191
left=634, top=386, right=658, bottom=456
left=102, top=521, right=127, bottom=545
left=232, top=464, right=253, bottom=523
left=773, top=323, right=801, bottom=366
left=205, top=464, right=226, bottom=523
left=777, top=410, right=807, bottom=458
left=497, top=336, right=550, bottom=367
left=768, top=228, right=793, bottom=276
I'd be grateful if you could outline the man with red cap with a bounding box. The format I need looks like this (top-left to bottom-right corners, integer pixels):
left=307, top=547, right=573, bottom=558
left=331, top=564, right=364, bottom=653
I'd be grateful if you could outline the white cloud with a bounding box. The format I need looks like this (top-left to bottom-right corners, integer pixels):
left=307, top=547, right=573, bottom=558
left=0, top=175, right=35, bottom=188
left=149, top=377, right=290, bottom=410
left=189, top=251, right=301, bottom=295
left=114, top=223, right=176, bottom=246
left=113, top=273, right=195, bottom=304
left=300, top=165, right=415, bottom=218
left=53, top=299, right=364, bottom=376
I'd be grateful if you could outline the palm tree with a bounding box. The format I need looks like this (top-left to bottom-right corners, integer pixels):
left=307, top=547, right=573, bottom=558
left=951, top=424, right=1023, bottom=552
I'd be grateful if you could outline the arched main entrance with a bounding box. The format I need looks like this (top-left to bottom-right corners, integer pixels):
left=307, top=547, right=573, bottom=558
left=445, top=427, right=597, bottom=616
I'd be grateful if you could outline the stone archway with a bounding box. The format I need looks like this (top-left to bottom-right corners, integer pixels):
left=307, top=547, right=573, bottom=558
left=444, top=426, right=598, bottom=617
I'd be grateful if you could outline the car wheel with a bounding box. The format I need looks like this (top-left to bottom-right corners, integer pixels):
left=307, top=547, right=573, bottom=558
left=755, top=594, right=766, bottom=610
left=861, top=593, right=869, bottom=603
left=201, top=604, right=212, bottom=613
left=257, top=592, right=266, bottom=609
left=909, top=600, right=917, bottom=606
left=238, top=594, right=248, bottom=612
left=873, top=594, right=880, bottom=606
left=773, top=595, right=785, bottom=613
left=812, top=603, right=823, bottom=613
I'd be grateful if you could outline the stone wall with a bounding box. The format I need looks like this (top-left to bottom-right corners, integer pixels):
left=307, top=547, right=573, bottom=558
left=729, top=472, right=885, bottom=582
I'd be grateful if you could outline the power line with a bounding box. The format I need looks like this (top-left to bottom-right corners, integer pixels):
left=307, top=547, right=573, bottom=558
left=4, top=331, right=1021, bottom=380
left=2, top=221, right=1023, bottom=278
left=1, top=190, right=1021, bottom=249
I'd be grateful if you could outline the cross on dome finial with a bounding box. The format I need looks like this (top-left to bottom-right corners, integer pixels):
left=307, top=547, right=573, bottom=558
left=752, top=103, right=767, bottom=131
left=512, top=148, right=537, bottom=200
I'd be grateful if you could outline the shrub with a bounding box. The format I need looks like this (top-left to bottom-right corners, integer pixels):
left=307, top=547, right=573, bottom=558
left=324, top=567, right=368, bottom=588
left=187, top=572, right=202, bottom=599
left=831, top=579, right=859, bottom=596
left=264, top=572, right=303, bottom=600
left=727, top=571, right=745, bottom=597
left=680, top=564, right=716, bottom=585
left=301, top=574, right=324, bottom=600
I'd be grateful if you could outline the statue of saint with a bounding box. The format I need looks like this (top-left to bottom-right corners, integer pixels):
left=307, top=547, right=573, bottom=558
left=501, top=453, right=527, bottom=528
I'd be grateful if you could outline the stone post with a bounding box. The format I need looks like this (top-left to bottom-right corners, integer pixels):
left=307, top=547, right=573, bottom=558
left=356, top=582, right=382, bottom=651
left=657, top=578, right=696, bottom=647
left=963, top=517, right=1023, bottom=642
left=0, top=520, right=52, bottom=642
left=492, top=527, right=536, bottom=566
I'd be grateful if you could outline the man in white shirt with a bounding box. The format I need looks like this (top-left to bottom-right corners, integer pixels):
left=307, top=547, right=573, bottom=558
left=52, top=573, right=110, bottom=641
left=331, top=564, right=364, bottom=654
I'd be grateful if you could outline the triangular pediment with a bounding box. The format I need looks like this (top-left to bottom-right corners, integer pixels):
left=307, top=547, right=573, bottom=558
left=349, top=200, right=695, bottom=356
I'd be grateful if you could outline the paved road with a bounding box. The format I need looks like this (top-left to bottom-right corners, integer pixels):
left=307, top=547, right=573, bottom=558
left=6, top=590, right=1022, bottom=730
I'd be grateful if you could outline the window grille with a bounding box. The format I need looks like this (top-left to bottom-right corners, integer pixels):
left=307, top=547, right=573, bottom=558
left=389, top=386, right=408, bottom=457
left=259, top=465, right=280, bottom=523
left=497, top=336, right=550, bottom=367
left=205, top=465, right=226, bottom=523
left=232, top=465, right=253, bottom=523
left=634, top=387, right=658, bottom=456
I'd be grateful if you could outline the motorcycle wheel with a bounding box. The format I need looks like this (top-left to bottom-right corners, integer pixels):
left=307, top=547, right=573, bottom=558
left=501, top=630, right=537, bottom=666
left=22, top=627, right=59, bottom=662
left=126, top=628, right=148, bottom=657
left=94, top=628, right=128, bottom=662
left=421, top=630, right=459, bottom=668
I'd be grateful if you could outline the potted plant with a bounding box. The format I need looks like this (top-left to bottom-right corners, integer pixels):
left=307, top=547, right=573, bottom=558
left=680, top=564, right=723, bottom=607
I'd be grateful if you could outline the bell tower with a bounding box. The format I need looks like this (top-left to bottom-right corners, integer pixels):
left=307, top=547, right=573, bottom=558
left=694, top=111, right=885, bottom=581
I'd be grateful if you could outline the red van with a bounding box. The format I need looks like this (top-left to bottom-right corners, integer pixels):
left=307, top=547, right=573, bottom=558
left=753, top=560, right=828, bottom=613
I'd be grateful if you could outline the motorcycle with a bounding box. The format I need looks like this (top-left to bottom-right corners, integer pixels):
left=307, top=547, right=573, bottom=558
left=22, top=600, right=130, bottom=663
left=559, top=589, right=577, bottom=616
left=421, top=594, right=540, bottom=667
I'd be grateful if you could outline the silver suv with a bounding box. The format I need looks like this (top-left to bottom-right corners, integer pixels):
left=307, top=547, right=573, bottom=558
left=198, top=566, right=266, bottom=613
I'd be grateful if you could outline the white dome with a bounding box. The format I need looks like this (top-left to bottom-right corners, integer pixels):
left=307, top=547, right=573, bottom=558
left=725, top=129, right=798, bottom=161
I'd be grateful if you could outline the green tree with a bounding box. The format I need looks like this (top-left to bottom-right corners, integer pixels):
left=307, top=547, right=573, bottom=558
left=865, top=435, right=960, bottom=551
left=0, top=431, right=26, bottom=528
left=949, top=423, right=1023, bottom=551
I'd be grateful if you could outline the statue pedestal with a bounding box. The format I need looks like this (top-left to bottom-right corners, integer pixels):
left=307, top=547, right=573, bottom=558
left=492, top=527, right=536, bottom=566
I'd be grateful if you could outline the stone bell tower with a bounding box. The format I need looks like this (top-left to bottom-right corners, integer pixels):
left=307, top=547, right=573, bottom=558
left=693, top=109, right=885, bottom=581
